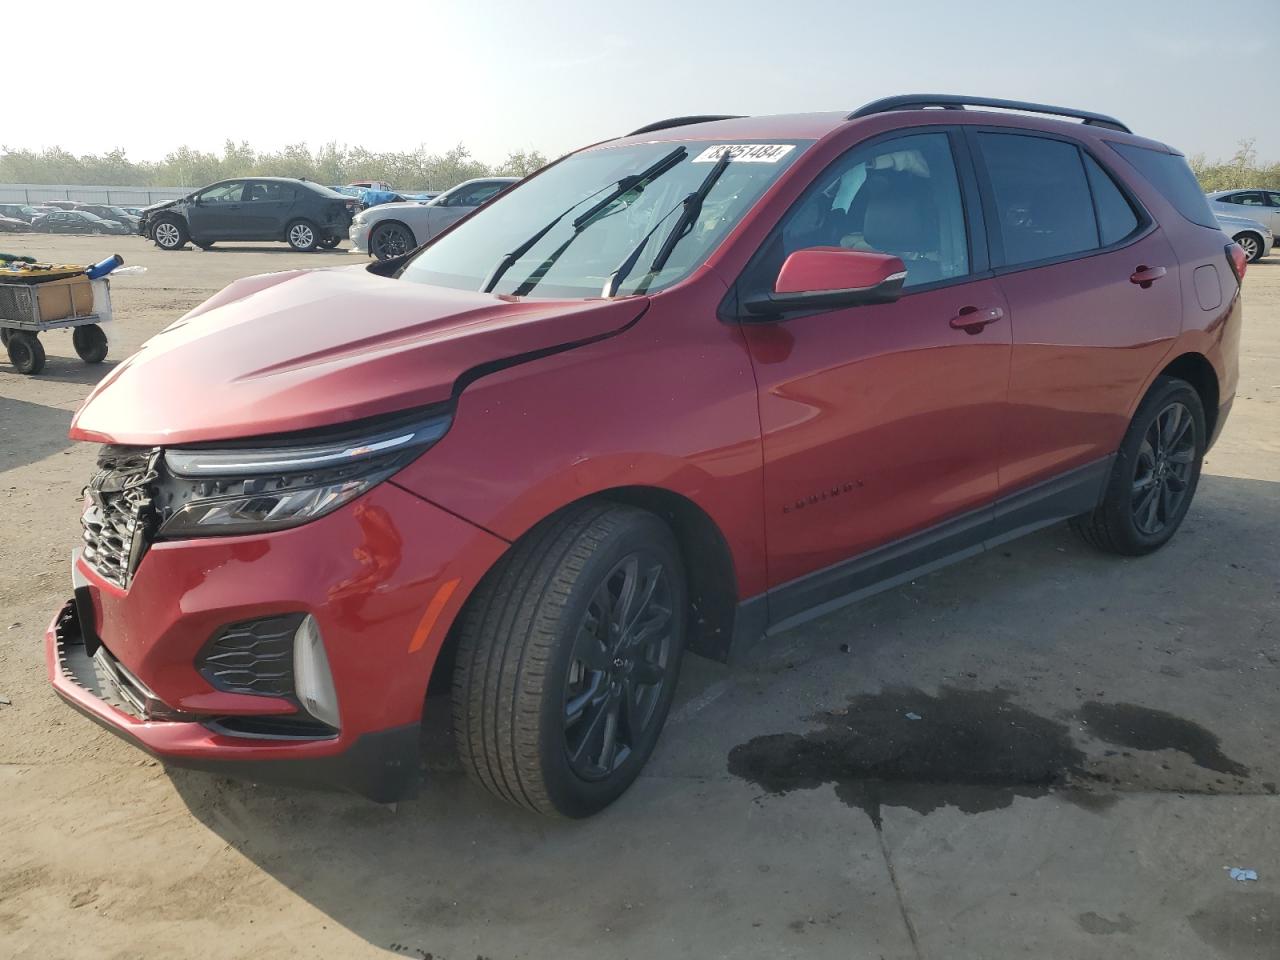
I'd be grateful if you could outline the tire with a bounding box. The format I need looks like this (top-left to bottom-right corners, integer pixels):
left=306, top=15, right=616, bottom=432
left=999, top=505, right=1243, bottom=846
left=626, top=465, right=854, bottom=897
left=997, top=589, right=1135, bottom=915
left=152, top=218, right=187, bottom=250
left=452, top=503, right=688, bottom=817
left=0, top=328, right=9, bottom=347
left=369, top=221, right=416, bottom=261
left=286, top=220, right=319, bottom=251
left=72, top=324, right=109, bottom=364
left=6, top=331, right=46, bottom=375
left=1071, top=376, right=1205, bottom=556
left=1233, top=232, right=1264, bottom=263
left=320, top=236, right=341, bottom=249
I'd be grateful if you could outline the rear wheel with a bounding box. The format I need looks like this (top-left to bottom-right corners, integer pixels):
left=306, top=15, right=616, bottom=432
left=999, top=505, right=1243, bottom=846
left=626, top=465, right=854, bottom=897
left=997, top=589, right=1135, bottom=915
left=286, top=220, right=319, bottom=251
left=152, top=218, right=187, bottom=250
left=1071, top=376, right=1205, bottom=555
left=452, top=503, right=687, bottom=817
left=6, top=331, right=46, bottom=375
left=370, top=221, right=415, bottom=260
left=72, top=324, right=108, bottom=364
left=1234, top=231, right=1263, bottom=263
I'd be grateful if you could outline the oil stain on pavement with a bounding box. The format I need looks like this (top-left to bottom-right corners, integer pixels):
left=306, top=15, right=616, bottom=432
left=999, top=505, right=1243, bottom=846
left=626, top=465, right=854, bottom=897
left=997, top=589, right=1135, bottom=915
left=727, top=686, right=1254, bottom=826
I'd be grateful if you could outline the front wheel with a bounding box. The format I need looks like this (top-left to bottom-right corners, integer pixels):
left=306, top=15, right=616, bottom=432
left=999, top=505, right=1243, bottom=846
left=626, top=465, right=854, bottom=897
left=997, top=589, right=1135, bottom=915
left=452, top=503, right=687, bottom=817
left=1233, top=232, right=1264, bottom=263
left=286, top=220, right=319, bottom=251
left=1071, top=376, right=1205, bottom=555
left=152, top=218, right=187, bottom=250
left=369, top=221, right=415, bottom=260
left=72, top=324, right=109, bottom=364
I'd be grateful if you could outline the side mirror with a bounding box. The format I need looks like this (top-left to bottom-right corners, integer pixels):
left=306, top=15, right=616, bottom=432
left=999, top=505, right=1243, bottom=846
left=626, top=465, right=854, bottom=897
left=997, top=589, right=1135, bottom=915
left=744, top=247, right=906, bottom=317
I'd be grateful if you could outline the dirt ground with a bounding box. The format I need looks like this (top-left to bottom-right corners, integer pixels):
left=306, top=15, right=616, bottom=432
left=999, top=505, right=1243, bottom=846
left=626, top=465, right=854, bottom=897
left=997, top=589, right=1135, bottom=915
left=1, top=233, right=1278, bottom=960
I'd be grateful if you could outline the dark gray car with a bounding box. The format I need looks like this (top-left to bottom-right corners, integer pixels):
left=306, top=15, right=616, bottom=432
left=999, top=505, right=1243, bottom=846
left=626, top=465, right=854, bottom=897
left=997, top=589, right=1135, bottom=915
left=139, top=177, right=358, bottom=252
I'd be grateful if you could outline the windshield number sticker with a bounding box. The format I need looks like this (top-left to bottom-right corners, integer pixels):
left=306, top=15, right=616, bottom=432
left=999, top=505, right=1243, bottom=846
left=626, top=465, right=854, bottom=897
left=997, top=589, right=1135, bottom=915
left=692, top=144, right=796, bottom=164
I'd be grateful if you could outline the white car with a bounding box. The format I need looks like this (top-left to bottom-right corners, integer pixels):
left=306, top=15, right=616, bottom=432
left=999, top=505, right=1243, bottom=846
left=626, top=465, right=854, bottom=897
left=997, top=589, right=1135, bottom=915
left=1215, top=211, right=1273, bottom=263
left=349, top=177, right=517, bottom=259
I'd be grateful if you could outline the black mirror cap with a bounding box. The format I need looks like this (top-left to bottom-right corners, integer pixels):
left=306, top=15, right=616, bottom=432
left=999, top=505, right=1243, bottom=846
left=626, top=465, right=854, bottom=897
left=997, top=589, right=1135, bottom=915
left=741, top=273, right=906, bottom=320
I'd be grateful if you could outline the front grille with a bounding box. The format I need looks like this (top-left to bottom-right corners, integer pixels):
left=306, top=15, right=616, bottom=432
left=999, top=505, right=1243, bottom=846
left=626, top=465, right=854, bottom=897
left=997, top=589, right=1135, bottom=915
left=81, top=446, right=160, bottom=588
left=198, top=614, right=303, bottom=697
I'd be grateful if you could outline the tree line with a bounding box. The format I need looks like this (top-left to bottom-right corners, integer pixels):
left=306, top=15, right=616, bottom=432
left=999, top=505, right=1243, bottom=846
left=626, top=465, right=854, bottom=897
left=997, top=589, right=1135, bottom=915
left=1, top=137, right=1276, bottom=193
left=0, top=141, right=549, bottom=192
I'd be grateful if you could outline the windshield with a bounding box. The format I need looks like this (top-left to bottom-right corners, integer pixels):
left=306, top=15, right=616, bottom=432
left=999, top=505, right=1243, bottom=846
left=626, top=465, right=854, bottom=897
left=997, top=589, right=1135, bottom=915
left=400, top=140, right=809, bottom=298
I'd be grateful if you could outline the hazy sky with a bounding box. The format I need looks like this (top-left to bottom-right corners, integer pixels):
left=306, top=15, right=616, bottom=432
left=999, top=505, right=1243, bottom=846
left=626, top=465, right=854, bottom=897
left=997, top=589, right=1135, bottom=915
left=9, top=0, right=1274, bottom=165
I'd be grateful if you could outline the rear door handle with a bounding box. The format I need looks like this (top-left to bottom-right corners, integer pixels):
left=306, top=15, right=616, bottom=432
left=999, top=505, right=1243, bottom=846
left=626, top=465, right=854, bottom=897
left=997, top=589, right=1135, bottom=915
left=1130, top=265, right=1167, bottom=287
left=950, top=305, right=1005, bottom=334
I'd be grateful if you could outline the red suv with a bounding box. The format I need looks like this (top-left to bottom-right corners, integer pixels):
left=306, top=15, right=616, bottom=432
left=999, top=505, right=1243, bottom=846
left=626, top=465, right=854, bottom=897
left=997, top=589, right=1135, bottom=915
left=49, top=95, right=1243, bottom=817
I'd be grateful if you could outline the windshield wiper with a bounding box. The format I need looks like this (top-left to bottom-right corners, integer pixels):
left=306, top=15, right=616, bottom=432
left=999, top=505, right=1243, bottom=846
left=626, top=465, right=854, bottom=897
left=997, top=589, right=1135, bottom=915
left=481, top=146, right=687, bottom=294
left=603, top=148, right=733, bottom=298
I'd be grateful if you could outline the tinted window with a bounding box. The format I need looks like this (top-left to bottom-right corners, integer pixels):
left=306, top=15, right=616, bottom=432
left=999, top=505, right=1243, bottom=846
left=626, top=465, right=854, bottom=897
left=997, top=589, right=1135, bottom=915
left=1268, top=192, right=1280, bottom=208
left=199, top=182, right=245, bottom=203
left=1224, top=191, right=1266, bottom=207
left=1111, top=143, right=1218, bottom=229
left=978, top=133, right=1096, bottom=265
left=1083, top=154, right=1139, bottom=245
left=245, top=182, right=292, bottom=202
left=755, top=131, right=969, bottom=290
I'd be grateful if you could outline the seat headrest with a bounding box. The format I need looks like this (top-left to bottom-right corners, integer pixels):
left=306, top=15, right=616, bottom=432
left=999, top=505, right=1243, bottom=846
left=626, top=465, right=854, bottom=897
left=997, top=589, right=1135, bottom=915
left=862, top=173, right=939, bottom=256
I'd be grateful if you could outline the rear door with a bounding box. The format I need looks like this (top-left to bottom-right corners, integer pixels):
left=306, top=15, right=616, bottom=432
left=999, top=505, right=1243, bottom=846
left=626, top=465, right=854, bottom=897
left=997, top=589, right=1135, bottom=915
left=968, top=130, right=1182, bottom=502
left=242, top=181, right=295, bottom=238
left=736, top=129, right=1012, bottom=619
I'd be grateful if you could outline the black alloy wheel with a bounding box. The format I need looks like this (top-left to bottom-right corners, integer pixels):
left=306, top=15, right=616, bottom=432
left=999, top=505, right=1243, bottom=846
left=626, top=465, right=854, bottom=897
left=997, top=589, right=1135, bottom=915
left=1130, top=401, right=1196, bottom=536
left=563, top=552, right=676, bottom=781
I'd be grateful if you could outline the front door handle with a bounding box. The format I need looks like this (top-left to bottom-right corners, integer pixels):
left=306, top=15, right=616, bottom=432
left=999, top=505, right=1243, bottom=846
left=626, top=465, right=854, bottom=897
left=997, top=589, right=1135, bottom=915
left=950, top=305, right=1005, bottom=334
left=1130, top=265, right=1168, bottom=288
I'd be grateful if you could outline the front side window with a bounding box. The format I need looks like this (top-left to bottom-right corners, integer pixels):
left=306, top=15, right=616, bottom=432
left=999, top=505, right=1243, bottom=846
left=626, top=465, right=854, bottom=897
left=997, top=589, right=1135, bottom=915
left=758, top=131, right=969, bottom=291
left=451, top=182, right=506, bottom=207
left=401, top=140, right=809, bottom=298
left=978, top=133, right=1097, bottom=266
left=199, top=182, right=244, bottom=203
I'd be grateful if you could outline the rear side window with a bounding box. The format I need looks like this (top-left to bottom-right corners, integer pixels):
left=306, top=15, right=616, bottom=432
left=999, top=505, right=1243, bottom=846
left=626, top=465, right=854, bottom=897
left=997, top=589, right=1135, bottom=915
left=978, top=133, right=1097, bottom=265
left=1083, top=154, right=1139, bottom=245
left=1110, top=143, right=1218, bottom=229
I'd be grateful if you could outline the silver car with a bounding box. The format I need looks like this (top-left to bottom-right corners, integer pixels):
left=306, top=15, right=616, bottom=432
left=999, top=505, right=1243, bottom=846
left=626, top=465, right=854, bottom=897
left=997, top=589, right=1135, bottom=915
left=1208, top=189, right=1280, bottom=261
left=1214, top=211, right=1274, bottom=263
left=349, top=177, right=517, bottom=259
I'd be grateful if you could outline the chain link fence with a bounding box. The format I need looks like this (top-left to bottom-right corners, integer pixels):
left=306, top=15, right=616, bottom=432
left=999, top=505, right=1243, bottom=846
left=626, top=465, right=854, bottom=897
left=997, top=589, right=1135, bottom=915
left=0, top=183, right=189, bottom=206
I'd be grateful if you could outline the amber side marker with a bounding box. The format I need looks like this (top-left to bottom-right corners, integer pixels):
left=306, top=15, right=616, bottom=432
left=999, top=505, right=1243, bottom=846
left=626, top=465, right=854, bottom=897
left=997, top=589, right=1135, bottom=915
left=408, top=578, right=461, bottom=653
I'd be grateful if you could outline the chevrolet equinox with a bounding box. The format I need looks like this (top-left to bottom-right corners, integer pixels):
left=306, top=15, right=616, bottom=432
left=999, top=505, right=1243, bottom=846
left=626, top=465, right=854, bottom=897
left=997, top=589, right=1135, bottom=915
left=49, top=95, right=1243, bottom=817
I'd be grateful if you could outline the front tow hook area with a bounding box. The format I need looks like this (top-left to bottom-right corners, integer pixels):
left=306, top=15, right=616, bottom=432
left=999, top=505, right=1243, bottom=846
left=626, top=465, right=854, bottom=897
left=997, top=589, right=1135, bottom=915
left=53, top=600, right=193, bottom=722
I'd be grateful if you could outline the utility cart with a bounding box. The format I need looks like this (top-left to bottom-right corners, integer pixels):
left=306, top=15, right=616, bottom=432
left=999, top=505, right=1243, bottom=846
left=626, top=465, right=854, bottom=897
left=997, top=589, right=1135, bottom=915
left=0, top=269, right=113, bottom=376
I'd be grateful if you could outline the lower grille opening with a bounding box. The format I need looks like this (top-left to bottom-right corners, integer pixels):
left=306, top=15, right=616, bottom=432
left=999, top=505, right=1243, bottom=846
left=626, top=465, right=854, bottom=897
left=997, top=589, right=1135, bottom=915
left=206, top=715, right=337, bottom=740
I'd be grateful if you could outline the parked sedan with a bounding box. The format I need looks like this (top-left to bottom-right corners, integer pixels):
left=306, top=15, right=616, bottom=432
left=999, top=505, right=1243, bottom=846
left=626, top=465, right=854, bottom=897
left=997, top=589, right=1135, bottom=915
left=1216, top=211, right=1273, bottom=262
left=1208, top=189, right=1280, bottom=238
left=0, top=203, right=41, bottom=223
left=75, top=204, right=142, bottom=231
left=349, top=177, right=516, bottom=259
left=140, top=177, right=357, bottom=251
left=0, top=215, right=27, bottom=232
left=32, top=210, right=131, bottom=235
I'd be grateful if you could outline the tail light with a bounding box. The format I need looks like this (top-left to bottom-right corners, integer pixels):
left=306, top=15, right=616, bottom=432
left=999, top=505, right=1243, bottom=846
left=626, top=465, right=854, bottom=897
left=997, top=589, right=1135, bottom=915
left=1226, top=242, right=1247, bottom=284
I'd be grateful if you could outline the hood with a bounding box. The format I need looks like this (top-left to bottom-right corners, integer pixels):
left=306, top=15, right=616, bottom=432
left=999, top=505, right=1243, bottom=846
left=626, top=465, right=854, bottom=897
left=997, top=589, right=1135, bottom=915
left=142, top=197, right=185, bottom=214
left=70, top=267, right=647, bottom=446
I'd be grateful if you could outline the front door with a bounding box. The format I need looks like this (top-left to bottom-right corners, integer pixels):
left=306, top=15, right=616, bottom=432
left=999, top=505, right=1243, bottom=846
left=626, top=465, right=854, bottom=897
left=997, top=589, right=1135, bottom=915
left=737, top=130, right=1011, bottom=623
left=187, top=181, right=247, bottom=240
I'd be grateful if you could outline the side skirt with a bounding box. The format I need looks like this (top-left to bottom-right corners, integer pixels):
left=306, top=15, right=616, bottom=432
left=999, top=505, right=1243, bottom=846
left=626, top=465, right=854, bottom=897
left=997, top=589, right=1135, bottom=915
left=728, top=456, right=1113, bottom=651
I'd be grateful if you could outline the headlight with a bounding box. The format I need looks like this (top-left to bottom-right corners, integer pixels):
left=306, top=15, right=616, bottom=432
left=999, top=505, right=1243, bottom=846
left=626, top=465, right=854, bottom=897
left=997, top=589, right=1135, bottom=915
left=352, top=212, right=368, bottom=225
left=157, top=410, right=450, bottom=537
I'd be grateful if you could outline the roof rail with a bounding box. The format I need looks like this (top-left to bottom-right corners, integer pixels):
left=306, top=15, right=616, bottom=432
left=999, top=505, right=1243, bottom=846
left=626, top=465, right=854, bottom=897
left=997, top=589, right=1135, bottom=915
left=848, top=94, right=1131, bottom=134
left=626, top=115, right=745, bottom=137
